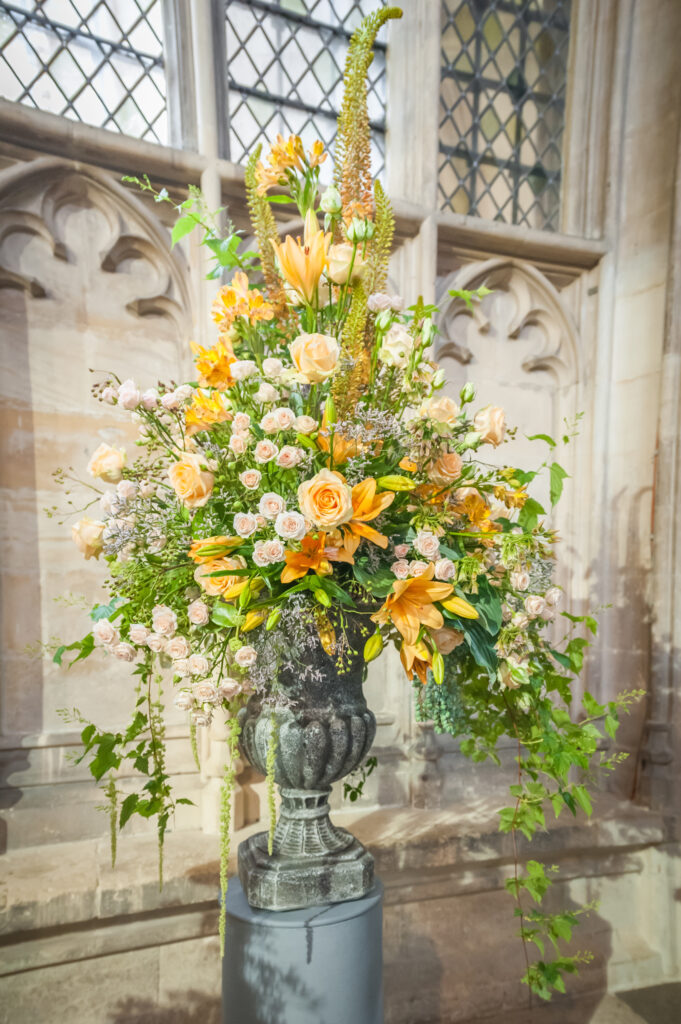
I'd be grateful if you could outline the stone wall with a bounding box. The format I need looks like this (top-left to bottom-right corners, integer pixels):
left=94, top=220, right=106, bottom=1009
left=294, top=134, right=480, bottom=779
left=1, top=1, right=681, bottom=1021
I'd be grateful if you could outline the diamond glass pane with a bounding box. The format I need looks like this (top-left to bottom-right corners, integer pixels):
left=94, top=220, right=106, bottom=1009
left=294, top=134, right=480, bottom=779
left=225, top=0, right=387, bottom=179
left=0, top=0, right=168, bottom=144
left=439, top=0, right=571, bottom=231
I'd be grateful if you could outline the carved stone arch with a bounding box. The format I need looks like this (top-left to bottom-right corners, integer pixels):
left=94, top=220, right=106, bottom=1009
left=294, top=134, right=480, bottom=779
left=436, top=257, right=580, bottom=389
left=0, top=157, right=192, bottom=344
left=434, top=256, right=590, bottom=615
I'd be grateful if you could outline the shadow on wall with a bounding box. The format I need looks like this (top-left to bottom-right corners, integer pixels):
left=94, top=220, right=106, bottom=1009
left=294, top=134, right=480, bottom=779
left=109, top=991, right=220, bottom=1024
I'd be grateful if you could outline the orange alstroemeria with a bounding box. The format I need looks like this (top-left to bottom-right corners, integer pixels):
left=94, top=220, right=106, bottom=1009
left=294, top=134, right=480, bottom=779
left=185, top=389, right=232, bottom=435
left=212, top=271, right=273, bottom=330
left=272, top=209, right=330, bottom=306
left=371, top=564, right=454, bottom=646
left=191, top=339, right=237, bottom=390
left=341, top=478, right=395, bottom=555
left=400, top=639, right=433, bottom=685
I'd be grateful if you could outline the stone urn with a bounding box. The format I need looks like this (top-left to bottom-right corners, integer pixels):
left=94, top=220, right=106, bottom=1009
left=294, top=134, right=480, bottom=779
left=237, top=611, right=376, bottom=911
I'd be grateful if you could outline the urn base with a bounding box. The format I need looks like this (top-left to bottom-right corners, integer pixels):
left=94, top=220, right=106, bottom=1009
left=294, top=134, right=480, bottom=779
left=238, top=828, right=374, bottom=911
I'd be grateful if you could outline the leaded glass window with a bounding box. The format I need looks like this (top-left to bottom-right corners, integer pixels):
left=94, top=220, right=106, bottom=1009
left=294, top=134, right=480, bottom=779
left=225, top=0, right=387, bottom=178
left=439, top=0, right=571, bottom=231
left=0, top=0, right=167, bottom=144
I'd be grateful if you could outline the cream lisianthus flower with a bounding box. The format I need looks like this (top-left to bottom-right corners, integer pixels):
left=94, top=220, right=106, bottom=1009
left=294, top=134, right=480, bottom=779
left=71, top=517, right=105, bottom=559
left=326, top=242, right=366, bottom=286
left=87, top=443, right=126, bottom=483
left=168, top=452, right=214, bottom=508
left=378, top=323, right=414, bottom=368
left=298, top=468, right=353, bottom=530
left=289, top=333, right=340, bottom=383
left=473, top=405, right=506, bottom=446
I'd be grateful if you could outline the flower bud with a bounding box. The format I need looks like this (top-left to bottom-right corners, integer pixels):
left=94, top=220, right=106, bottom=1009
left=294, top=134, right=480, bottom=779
left=266, top=608, right=281, bottom=630
left=314, top=589, right=331, bottom=607
left=363, top=631, right=384, bottom=662
left=320, top=185, right=342, bottom=215
left=375, top=309, right=393, bottom=331
left=460, top=382, right=476, bottom=404
left=376, top=475, right=417, bottom=491
left=462, top=431, right=482, bottom=450
left=324, top=394, right=337, bottom=426
left=441, top=595, right=479, bottom=619
left=346, top=217, right=375, bottom=243
left=238, top=583, right=251, bottom=609
left=242, top=608, right=267, bottom=632
left=431, top=649, right=445, bottom=685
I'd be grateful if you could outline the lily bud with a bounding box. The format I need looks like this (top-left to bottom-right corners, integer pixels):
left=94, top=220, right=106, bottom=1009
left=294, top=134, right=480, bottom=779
left=314, top=588, right=331, bottom=607
left=238, top=583, right=251, bottom=608
left=320, top=185, right=342, bottom=215
left=432, top=649, right=445, bottom=685
left=324, top=394, right=337, bottom=426
left=364, top=631, right=384, bottom=662
left=266, top=608, right=282, bottom=630
left=460, top=382, right=476, bottom=404
left=441, top=595, right=479, bottom=619
left=376, top=475, right=417, bottom=491
left=242, top=608, right=267, bottom=632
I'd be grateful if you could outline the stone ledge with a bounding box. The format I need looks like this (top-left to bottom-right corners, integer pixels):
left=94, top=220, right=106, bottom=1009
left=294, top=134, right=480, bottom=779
left=0, top=796, right=672, bottom=971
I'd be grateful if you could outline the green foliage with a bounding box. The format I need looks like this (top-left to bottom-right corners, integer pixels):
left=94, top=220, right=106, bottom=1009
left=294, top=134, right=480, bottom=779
left=219, top=718, right=242, bottom=957
left=343, top=756, right=377, bottom=802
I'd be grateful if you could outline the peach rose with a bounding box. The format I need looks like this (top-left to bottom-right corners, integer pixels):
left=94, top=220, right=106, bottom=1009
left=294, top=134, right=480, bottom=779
left=168, top=453, right=214, bottom=508
left=174, top=690, right=194, bottom=711
left=430, top=627, right=464, bottom=655
left=414, top=530, right=440, bottom=560
left=429, top=451, right=463, bottom=486
left=152, top=605, right=178, bottom=637
left=93, top=618, right=118, bottom=647
left=239, top=469, right=262, bottom=490
left=166, top=635, right=190, bottom=660
left=289, top=333, right=340, bottom=383
left=275, top=510, right=307, bottom=540
left=474, top=405, right=506, bottom=447
left=234, top=645, right=257, bottom=667
left=297, top=468, right=353, bottom=529
left=71, top=517, right=105, bottom=560
left=87, top=443, right=126, bottom=483
left=258, top=492, right=286, bottom=520
left=426, top=395, right=459, bottom=426
left=277, top=445, right=302, bottom=469
left=254, top=439, right=279, bottom=463
left=293, top=415, right=317, bottom=434
left=194, top=555, right=246, bottom=597
left=326, top=243, right=366, bottom=286
left=434, top=557, right=456, bottom=581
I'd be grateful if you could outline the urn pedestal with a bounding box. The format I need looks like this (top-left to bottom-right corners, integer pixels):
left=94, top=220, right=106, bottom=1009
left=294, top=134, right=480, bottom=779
left=237, top=618, right=376, bottom=911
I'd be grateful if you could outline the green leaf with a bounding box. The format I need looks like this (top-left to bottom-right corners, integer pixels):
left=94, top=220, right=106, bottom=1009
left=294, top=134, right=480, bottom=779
left=119, top=793, right=139, bottom=828
left=465, top=576, right=502, bottom=635
left=604, top=714, right=618, bottom=739
left=211, top=603, right=241, bottom=627
left=518, top=497, right=545, bottom=532
left=457, top=617, right=498, bottom=673
left=527, top=433, right=557, bottom=449
left=549, top=462, right=569, bottom=506
left=90, top=734, right=121, bottom=781
left=171, top=215, right=197, bottom=247
left=572, top=784, right=593, bottom=816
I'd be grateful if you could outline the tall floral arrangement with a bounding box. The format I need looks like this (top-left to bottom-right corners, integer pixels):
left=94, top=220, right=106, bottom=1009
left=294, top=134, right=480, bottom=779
left=53, top=7, right=639, bottom=1001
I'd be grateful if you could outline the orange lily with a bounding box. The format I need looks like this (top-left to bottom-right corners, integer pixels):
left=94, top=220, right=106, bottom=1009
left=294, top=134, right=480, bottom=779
left=371, top=564, right=454, bottom=646
left=400, top=639, right=433, bottom=685
left=272, top=209, right=330, bottom=306
left=341, top=478, right=395, bottom=555
left=281, top=533, right=333, bottom=584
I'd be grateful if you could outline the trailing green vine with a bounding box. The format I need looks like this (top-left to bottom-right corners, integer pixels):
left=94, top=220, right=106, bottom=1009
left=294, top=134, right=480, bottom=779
left=219, top=717, right=242, bottom=956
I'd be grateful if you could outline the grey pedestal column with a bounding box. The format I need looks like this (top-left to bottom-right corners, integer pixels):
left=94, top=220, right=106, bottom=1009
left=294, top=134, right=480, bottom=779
left=222, top=878, right=383, bottom=1024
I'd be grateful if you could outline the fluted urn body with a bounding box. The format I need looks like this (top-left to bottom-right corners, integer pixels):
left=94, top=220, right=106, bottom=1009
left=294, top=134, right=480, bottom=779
left=236, top=612, right=376, bottom=910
